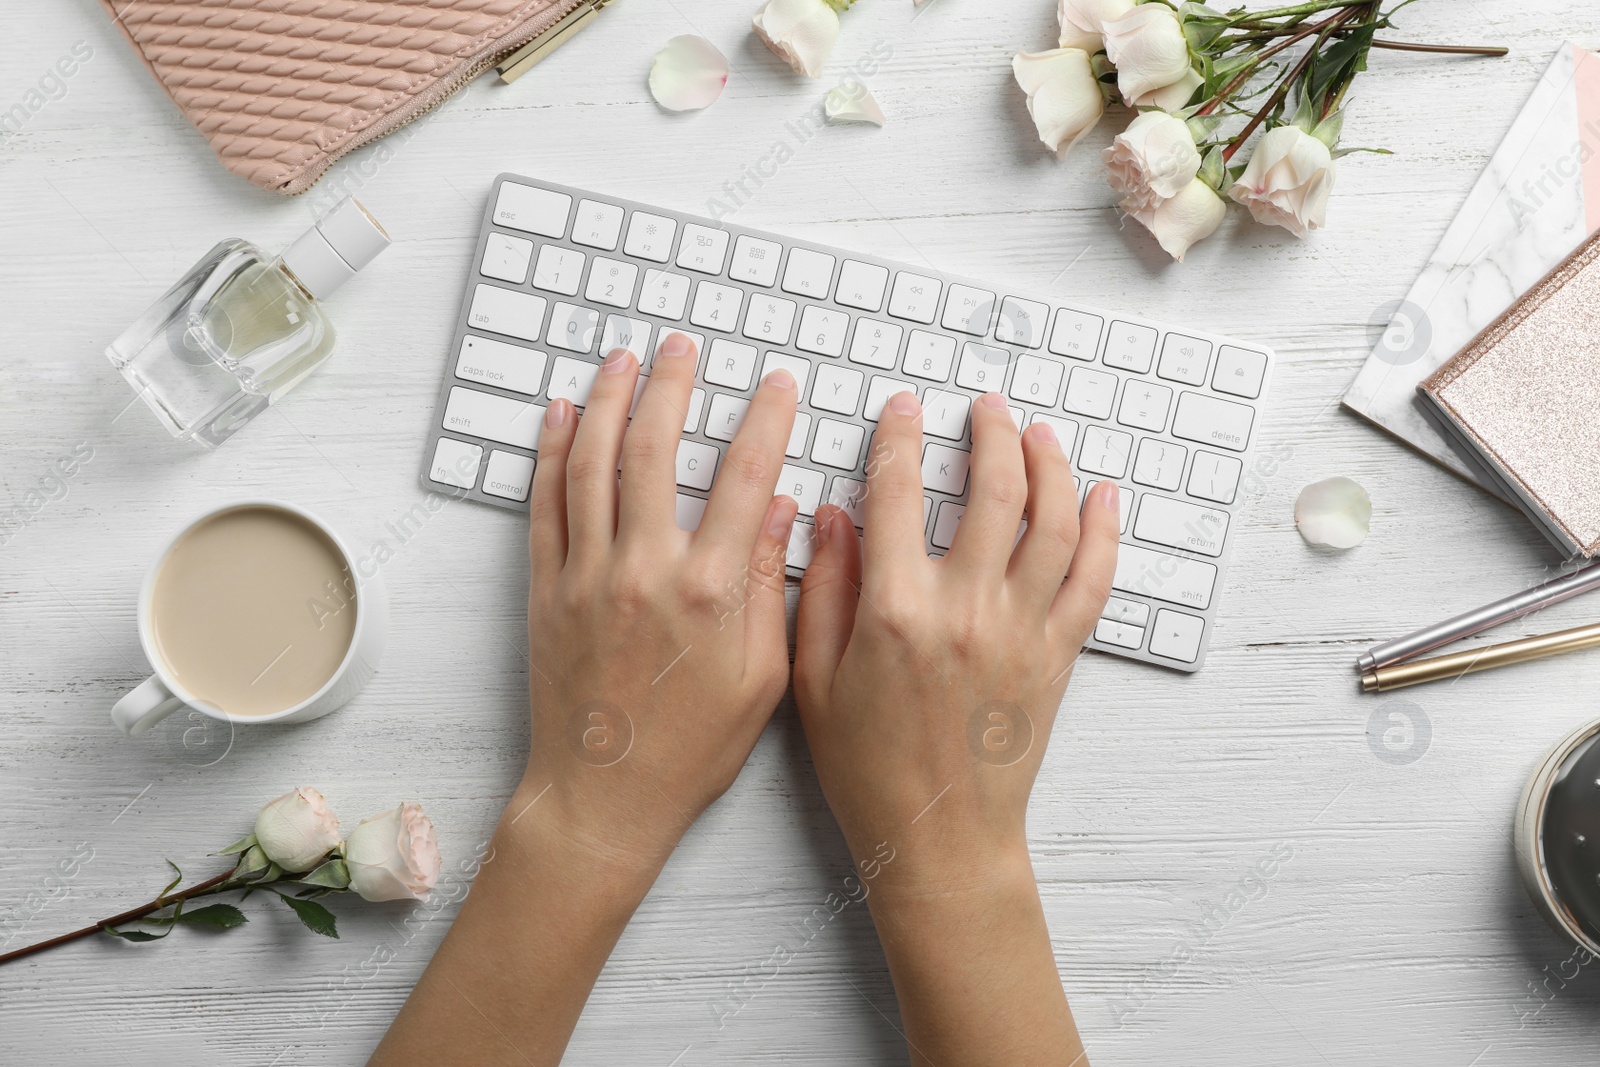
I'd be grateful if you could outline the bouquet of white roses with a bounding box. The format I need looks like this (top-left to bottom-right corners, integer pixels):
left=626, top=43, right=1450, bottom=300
left=1014, top=0, right=1505, bottom=261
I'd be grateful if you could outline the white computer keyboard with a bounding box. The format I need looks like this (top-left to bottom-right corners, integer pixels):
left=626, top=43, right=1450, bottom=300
left=422, top=173, right=1275, bottom=672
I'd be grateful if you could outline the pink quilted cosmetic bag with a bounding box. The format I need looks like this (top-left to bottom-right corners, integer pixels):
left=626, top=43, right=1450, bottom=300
left=101, top=0, right=589, bottom=195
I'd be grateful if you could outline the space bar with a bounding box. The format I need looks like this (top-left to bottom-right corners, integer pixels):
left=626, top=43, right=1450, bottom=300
left=1112, top=543, right=1217, bottom=610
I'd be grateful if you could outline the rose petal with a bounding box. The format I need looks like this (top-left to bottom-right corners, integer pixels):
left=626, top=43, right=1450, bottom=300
left=1295, top=476, right=1371, bottom=549
left=824, top=80, right=886, bottom=126
left=1012, top=48, right=1104, bottom=158
left=648, top=35, right=729, bottom=112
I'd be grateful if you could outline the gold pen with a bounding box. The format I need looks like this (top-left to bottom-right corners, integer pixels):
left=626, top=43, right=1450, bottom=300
left=1360, top=620, right=1600, bottom=692
left=496, top=0, right=615, bottom=83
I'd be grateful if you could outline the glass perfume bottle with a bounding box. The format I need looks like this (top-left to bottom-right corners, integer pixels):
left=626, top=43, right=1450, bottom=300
left=108, top=199, right=390, bottom=447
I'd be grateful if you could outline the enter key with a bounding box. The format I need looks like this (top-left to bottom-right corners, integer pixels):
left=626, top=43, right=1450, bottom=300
left=1132, top=494, right=1230, bottom=557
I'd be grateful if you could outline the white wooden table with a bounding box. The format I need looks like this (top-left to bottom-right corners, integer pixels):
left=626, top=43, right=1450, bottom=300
left=5, top=1, right=1600, bottom=1063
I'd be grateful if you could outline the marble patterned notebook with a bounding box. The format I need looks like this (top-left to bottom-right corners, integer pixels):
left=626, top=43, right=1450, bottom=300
left=1342, top=42, right=1600, bottom=493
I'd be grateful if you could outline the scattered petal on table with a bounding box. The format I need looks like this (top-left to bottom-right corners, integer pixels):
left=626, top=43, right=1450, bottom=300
left=648, top=35, right=729, bottom=112
left=824, top=80, right=886, bottom=126
left=1295, top=476, right=1371, bottom=549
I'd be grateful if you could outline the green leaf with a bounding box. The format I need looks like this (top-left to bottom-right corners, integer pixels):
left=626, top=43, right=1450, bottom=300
left=105, top=926, right=170, bottom=942
left=175, top=903, right=249, bottom=930
left=276, top=891, right=339, bottom=938
left=160, top=859, right=183, bottom=898
left=296, top=858, right=352, bottom=891
left=1307, top=22, right=1376, bottom=107
left=234, top=844, right=271, bottom=880
left=1289, top=88, right=1319, bottom=134
left=1331, top=145, right=1392, bottom=159
left=1198, top=145, right=1227, bottom=190
left=219, top=833, right=258, bottom=856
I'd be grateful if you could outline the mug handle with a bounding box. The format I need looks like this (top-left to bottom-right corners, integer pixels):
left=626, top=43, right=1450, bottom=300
left=113, top=675, right=186, bottom=736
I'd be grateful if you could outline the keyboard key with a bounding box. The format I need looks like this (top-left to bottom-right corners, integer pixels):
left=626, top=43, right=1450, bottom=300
left=1116, top=380, right=1173, bottom=432
left=704, top=338, right=758, bottom=390
left=1171, top=391, right=1254, bottom=452
left=493, top=182, right=570, bottom=237
left=955, top=342, right=1011, bottom=392
left=1062, top=365, right=1117, bottom=419
left=705, top=393, right=749, bottom=441
left=931, top=501, right=965, bottom=549
left=637, top=269, right=690, bottom=319
left=787, top=412, right=812, bottom=458
left=786, top=520, right=819, bottom=569
left=1048, top=308, right=1102, bottom=360
left=1009, top=354, right=1065, bottom=407
left=585, top=257, right=638, bottom=309
left=1134, top=494, right=1229, bottom=557
left=744, top=294, right=798, bottom=346
left=778, top=464, right=826, bottom=514
left=761, top=351, right=811, bottom=394
left=533, top=245, right=585, bottom=296
left=1101, top=596, right=1151, bottom=627
left=729, top=235, right=782, bottom=286
left=1094, top=618, right=1145, bottom=650
left=483, top=450, right=536, bottom=501
left=677, top=224, right=730, bottom=274
left=904, top=330, right=957, bottom=381
left=1103, top=321, right=1158, bottom=373
left=444, top=386, right=544, bottom=448
left=546, top=355, right=601, bottom=406
left=480, top=232, right=532, bottom=284
left=1149, top=609, right=1205, bottom=663
left=864, top=376, right=917, bottom=421
left=923, top=388, right=971, bottom=440
left=942, top=284, right=997, bottom=336
left=1113, top=544, right=1217, bottom=610
left=600, top=315, right=652, bottom=360
left=675, top=493, right=707, bottom=531
left=456, top=335, right=547, bottom=397
left=1131, top=438, right=1186, bottom=491
left=812, top=363, right=866, bottom=415
left=1078, top=425, right=1133, bottom=478
left=848, top=319, right=903, bottom=369
left=1213, top=345, right=1268, bottom=399
left=782, top=248, right=836, bottom=298
left=836, top=260, right=889, bottom=311
left=689, top=281, right=744, bottom=332
left=468, top=285, right=547, bottom=343
left=430, top=436, right=483, bottom=489
left=625, top=211, right=676, bottom=262
left=829, top=477, right=868, bottom=527
left=996, top=297, right=1048, bottom=349
left=1156, top=333, right=1212, bottom=386
left=547, top=302, right=599, bottom=353
left=676, top=440, right=719, bottom=490
left=572, top=199, right=624, bottom=250
left=1027, top=413, right=1079, bottom=456
left=648, top=327, right=705, bottom=370
left=1187, top=450, right=1243, bottom=505
left=796, top=305, right=849, bottom=357
left=888, top=271, right=941, bottom=323
left=811, top=418, right=865, bottom=470
left=1083, top=479, right=1133, bottom=532
left=923, top=443, right=971, bottom=495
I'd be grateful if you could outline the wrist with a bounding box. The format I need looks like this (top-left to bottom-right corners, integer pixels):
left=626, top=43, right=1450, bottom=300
left=855, top=828, right=1036, bottom=917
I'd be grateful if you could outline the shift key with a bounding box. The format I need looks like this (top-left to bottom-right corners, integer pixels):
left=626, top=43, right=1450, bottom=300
left=1113, top=543, right=1216, bottom=610
left=443, top=387, right=545, bottom=450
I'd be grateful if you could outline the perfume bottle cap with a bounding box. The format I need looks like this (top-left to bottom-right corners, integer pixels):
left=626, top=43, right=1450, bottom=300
left=280, top=198, right=391, bottom=300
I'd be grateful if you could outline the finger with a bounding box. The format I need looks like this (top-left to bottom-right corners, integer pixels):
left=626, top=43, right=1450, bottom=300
left=945, top=392, right=1025, bottom=577
left=740, top=495, right=799, bottom=687
left=528, top=399, right=577, bottom=572
left=794, top=505, right=862, bottom=709
left=618, top=333, right=698, bottom=541
left=694, top=370, right=797, bottom=565
left=1049, top=480, right=1121, bottom=647
left=563, top=349, right=639, bottom=561
left=1008, top=420, right=1079, bottom=602
left=862, top=389, right=927, bottom=583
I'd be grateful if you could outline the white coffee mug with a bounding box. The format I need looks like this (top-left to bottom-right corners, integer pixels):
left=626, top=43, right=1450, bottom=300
left=111, top=499, right=388, bottom=736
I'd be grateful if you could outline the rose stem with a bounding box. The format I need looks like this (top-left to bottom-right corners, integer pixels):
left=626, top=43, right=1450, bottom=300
left=1222, top=5, right=1363, bottom=161
left=0, top=871, right=235, bottom=967
left=1200, top=8, right=1353, bottom=118
left=1370, top=38, right=1507, bottom=56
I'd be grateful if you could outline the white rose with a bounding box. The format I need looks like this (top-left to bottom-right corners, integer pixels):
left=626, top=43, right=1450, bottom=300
left=344, top=803, right=442, bottom=903
left=254, top=786, right=341, bottom=873
left=1103, top=4, right=1202, bottom=110
left=1012, top=48, right=1105, bottom=158
left=1104, top=110, right=1201, bottom=210
left=752, top=0, right=839, bottom=79
left=1124, top=178, right=1225, bottom=262
left=1228, top=125, right=1335, bottom=238
left=1058, top=0, right=1135, bottom=51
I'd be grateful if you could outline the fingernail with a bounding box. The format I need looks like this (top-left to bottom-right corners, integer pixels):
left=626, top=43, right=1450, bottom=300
left=815, top=508, right=834, bottom=546
left=1099, top=481, right=1120, bottom=511
left=1031, top=422, right=1058, bottom=447
left=602, top=348, right=634, bottom=374
left=657, top=332, right=695, bottom=360
left=767, top=497, right=797, bottom=539
left=764, top=368, right=796, bottom=391
left=978, top=392, right=1007, bottom=410
left=888, top=391, right=921, bottom=417
left=545, top=400, right=570, bottom=428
